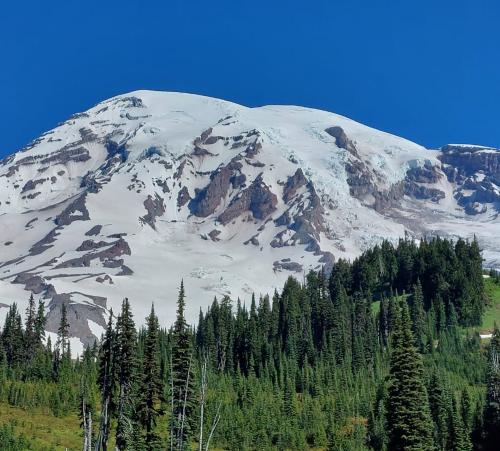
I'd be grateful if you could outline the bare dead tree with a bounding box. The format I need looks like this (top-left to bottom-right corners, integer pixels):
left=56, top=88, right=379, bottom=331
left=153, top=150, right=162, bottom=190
left=82, top=398, right=92, bottom=451
left=198, top=353, right=223, bottom=451
left=178, top=353, right=193, bottom=451
left=94, top=395, right=109, bottom=451
left=205, top=401, right=222, bottom=451
left=170, top=354, right=174, bottom=451
left=199, top=355, right=208, bottom=451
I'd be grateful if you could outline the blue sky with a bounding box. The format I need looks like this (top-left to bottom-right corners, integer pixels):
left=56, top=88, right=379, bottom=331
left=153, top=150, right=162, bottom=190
left=1, top=0, right=499, bottom=157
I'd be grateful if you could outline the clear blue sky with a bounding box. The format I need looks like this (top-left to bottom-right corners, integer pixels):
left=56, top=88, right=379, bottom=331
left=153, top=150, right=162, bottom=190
left=1, top=0, right=499, bottom=157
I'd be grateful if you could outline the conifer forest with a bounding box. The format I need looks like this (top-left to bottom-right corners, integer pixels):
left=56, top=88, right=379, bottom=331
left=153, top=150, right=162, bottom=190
left=0, top=237, right=499, bottom=450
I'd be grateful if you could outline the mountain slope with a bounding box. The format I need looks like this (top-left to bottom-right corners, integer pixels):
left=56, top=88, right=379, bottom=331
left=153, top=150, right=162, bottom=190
left=0, top=90, right=498, bottom=353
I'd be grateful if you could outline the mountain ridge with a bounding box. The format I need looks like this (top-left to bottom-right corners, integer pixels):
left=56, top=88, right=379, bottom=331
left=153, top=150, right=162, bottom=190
left=0, top=90, right=498, bottom=354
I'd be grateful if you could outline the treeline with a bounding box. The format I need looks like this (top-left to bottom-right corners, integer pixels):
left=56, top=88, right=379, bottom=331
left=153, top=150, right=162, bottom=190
left=0, top=237, right=498, bottom=450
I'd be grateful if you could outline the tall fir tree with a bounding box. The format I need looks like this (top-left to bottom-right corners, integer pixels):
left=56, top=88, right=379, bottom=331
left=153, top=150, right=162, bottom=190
left=386, top=301, right=433, bottom=450
left=137, top=304, right=164, bottom=449
left=24, top=293, right=37, bottom=363
left=115, top=298, right=141, bottom=450
left=171, top=280, right=196, bottom=450
left=1, top=303, right=23, bottom=367
left=410, top=280, right=426, bottom=352
left=96, top=311, right=116, bottom=451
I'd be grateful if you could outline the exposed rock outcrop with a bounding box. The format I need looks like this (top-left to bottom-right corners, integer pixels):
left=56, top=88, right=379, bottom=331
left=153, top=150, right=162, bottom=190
left=177, top=186, right=191, bottom=208
left=325, top=126, right=357, bottom=155
left=141, top=194, right=165, bottom=230
left=189, top=160, right=243, bottom=217
left=218, top=174, right=278, bottom=224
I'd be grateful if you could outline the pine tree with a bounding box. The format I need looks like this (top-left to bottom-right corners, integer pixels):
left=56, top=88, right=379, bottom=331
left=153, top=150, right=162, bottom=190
left=171, top=281, right=196, bottom=450
left=31, top=299, right=47, bottom=377
left=386, top=300, right=433, bottom=450
left=24, top=293, right=37, bottom=363
left=447, top=396, right=472, bottom=451
left=96, top=311, right=116, bottom=451
left=329, top=276, right=351, bottom=365
left=115, top=299, right=140, bottom=450
left=460, top=388, right=472, bottom=435
left=54, top=303, right=71, bottom=382
left=1, top=303, right=24, bottom=367
left=137, top=304, right=164, bottom=449
left=34, top=299, right=46, bottom=345
left=56, top=303, right=70, bottom=357
left=428, top=372, right=449, bottom=450
left=410, top=281, right=426, bottom=352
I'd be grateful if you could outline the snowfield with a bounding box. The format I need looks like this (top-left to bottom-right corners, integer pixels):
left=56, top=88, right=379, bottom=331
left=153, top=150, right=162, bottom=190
left=0, top=90, right=498, bottom=354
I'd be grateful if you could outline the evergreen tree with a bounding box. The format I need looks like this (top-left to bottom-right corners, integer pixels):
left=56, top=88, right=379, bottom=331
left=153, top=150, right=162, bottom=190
left=171, top=281, right=196, bottom=450
left=56, top=303, right=70, bottom=358
left=386, top=301, right=433, bottom=450
left=1, top=303, right=24, bottom=367
left=54, top=303, right=72, bottom=381
left=447, top=397, right=472, bottom=451
left=410, top=281, right=426, bottom=352
left=115, top=299, right=140, bottom=450
left=34, top=299, right=46, bottom=345
left=96, top=311, right=116, bottom=451
left=137, top=304, right=164, bottom=449
left=24, top=293, right=37, bottom=363
left=428, top=372, right=449, bottom=450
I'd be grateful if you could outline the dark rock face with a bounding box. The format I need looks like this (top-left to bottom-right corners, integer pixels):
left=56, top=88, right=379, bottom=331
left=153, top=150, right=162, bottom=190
left=55, top=238, right=131, bottom=269
left=26, top=192, right=41, bottom=200
left=192, top=128, right=219, bottom=157
left=21, top=178, right=46, bottom=193
left=208, top=229, right=221, bottom=242
left=141, top=194, right=165, bottom=230
left=156, top=179, right=170, bottom=193
left=13, top=273, right=53, bottom=295
left=76, top=240, right=110, bottom=252
left=283, top=168, right=308, bottom=202
left=4, top=146, right=91, bottom=178
left=55, top=194, right=90, bottom=226
left=325, top=126, right=357, bottom=154
left=121, top=96, right=144, bottom=107
left=85, top=225, right=102, bottom=236
left=406, top=162, right=440, bottom=184
left=272, top=178, right=326, bottom=256
left=177, top=186, right=191, bottom=208
left=29, top=228, right=60, bottom=255
left=440, top=145, right=500, bottom=179
left=405, top=182, right=445, bottom=202
left=439, top=145, right=500, bottom=214
left=273, top=259, right=303, bottom=273
left=218, top=174, right=278, bottom=224
left=96, top=275, right=113, bottom=284
left=346, top=158, right=443, bottom=211
left=403, top=162, right=445, bottom=203
left=287, top=183, right=326, bottom=249
left=189, top=160, right=243, bottom=217
left=345, top=159, right=377, bottom=202
left=244, top=234, right=260, bottom=246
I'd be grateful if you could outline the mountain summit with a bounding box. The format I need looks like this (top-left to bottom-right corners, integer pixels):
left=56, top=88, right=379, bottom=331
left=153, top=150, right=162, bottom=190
left=0, top=90, right=498, bottom=352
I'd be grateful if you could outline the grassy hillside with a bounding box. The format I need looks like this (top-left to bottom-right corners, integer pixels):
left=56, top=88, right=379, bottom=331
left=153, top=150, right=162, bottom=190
left=480, top=277, right=500, bottom=334
left=0, top=404, right=80, bottom=450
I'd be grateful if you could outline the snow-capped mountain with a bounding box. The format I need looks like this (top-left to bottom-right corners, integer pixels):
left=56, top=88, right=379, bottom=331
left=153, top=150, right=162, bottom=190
left=0, top=90, right=499, bottom=353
